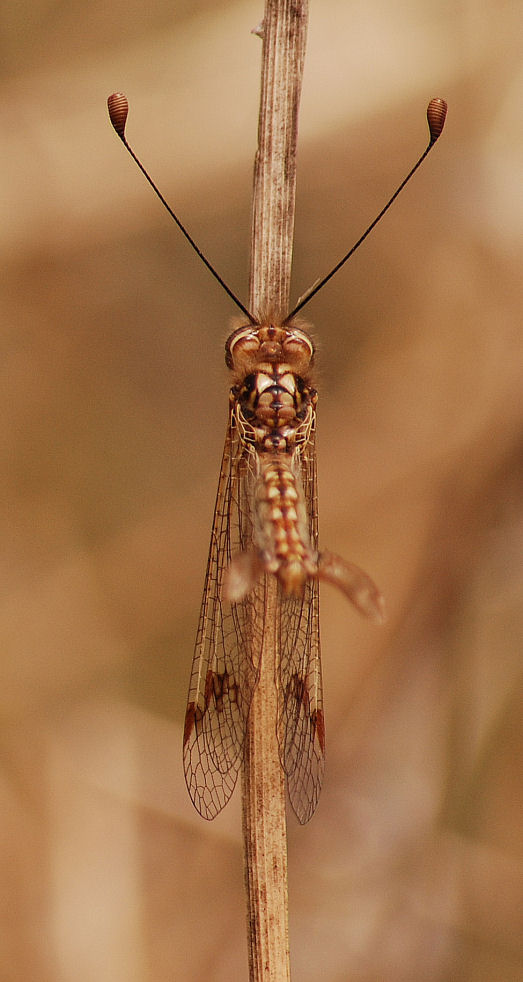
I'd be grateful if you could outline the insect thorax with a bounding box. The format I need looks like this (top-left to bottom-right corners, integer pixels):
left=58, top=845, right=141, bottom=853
left=226, top=321, right=317, bottom=453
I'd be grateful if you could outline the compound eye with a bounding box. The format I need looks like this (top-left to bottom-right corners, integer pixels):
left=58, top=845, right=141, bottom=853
left=225, top=327, right=259, bottom=368
left=284, top=331, right=314, bottom=368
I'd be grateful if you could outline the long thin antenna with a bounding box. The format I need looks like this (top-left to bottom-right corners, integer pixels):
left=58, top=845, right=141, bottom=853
left=107, top=93, right=257, bottom=325
left=283, top=97, right=447, bottom=323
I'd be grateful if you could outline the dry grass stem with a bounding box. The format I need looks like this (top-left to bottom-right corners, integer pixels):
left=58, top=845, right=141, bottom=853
left=242, top=2, right=309, bottom=980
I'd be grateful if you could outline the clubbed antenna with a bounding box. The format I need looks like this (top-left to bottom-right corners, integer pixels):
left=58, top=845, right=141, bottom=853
left=284, top=98, right=448, bottom=322
left=107, top=92, right=257, bottom=324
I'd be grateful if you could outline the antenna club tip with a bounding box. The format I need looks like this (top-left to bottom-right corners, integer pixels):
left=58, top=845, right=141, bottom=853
left=107, top=92, right=129, bottom=138
left=427, top=97, right=447, bottom=143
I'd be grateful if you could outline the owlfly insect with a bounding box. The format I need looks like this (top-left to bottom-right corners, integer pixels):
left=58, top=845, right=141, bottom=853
left=108, top=93, right=447, bottom=823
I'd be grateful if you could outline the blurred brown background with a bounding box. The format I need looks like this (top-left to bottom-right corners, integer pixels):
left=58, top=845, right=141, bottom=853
left=2, top=1, right=522, bottom=980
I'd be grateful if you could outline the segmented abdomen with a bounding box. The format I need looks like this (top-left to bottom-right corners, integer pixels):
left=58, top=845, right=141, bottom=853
left=255, top=454, right=317, bottom=596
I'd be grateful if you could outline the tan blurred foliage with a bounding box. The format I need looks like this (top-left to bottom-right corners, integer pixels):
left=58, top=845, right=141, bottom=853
left=1, top=2, right=522, bottom=980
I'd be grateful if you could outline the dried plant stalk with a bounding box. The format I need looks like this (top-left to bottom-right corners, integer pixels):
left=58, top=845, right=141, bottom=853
left=242, top=2, right=309, bottom=979
left=249, top=0, right=308, bottom=319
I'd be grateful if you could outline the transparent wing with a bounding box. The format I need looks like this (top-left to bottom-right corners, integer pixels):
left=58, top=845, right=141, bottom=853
left=277, top=427, right=325, bottom=824
left=183, top=410, right=264, bottom=820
